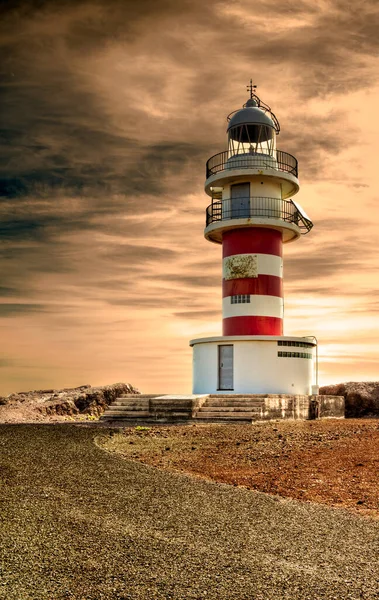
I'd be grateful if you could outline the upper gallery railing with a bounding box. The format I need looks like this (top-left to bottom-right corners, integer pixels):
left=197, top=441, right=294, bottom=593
left=206, top=150, right=298, bottom=178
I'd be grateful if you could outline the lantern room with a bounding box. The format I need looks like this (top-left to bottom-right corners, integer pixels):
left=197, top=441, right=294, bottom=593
left=227, top=98, right=279, bottom=158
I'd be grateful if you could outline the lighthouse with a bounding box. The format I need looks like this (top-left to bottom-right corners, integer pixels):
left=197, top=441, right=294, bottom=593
left=190, top=84, right=317, bottom=396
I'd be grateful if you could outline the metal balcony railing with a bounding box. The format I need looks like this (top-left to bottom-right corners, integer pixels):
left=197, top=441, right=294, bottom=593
left=205, top=197, right=313, bottom=234
left=206, top=150, right=298, bottom=178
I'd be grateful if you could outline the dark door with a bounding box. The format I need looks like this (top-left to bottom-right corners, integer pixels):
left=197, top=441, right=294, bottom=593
left=231, top=183, right=250, bottom=218
left=218, top=345, right=234, bottom=390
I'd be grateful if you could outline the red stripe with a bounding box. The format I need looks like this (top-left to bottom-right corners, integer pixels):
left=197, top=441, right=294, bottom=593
left=223, top=228, right=282, bottom=258
left=222, top=274, right=283, bottom=298
left=223, top=316, right=283, bottom=336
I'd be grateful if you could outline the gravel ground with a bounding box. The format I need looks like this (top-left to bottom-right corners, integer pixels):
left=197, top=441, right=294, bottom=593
left=102, top=420, right=379, bottom=517
left=0, top=424, right=378, bottom=599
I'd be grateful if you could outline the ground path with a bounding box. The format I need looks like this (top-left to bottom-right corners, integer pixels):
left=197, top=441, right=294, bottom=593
left=0, top=424, right=378, bottom=599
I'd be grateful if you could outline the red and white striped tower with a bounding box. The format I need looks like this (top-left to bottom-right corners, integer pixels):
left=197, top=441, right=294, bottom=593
left=222, top=227, right=283, bottom=336
left=190, top=84, right=316, bottom=395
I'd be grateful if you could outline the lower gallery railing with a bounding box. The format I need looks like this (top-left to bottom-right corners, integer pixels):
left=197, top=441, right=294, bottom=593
left=206, top=197, right=313, bottom=233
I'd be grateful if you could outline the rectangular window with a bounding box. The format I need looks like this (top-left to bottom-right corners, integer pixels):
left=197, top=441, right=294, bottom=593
left=277, top=340, right=313, bottom=349
left=231, top=295, right=251, bottom=304
left=278, top=351, right=312, bottom=359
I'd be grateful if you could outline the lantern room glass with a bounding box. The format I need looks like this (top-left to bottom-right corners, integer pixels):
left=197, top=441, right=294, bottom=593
left=228, top=123, right=276, bottom=158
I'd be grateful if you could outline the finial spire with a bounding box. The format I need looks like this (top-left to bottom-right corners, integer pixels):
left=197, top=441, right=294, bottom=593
left=246, top=79, right=257, bottom=99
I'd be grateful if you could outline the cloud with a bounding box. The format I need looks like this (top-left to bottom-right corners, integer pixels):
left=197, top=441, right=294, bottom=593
left=2, top=0, right=377, bottom=213
left=0, top=303, right=47, bottom=316
left=284, top=217, right=378, bottom=285
left=0, top=359, right=14, bottom=368
left=174, top=310, right=220, bottom=320
left=151, top=274, right=220, bottom=288
left=102, top=243, right=178, bottom=263
left=229, top=1, right=379, bottom=95
left=0, top=0, right=378, bottom=393
left=0, top=286, right=20, bottom=297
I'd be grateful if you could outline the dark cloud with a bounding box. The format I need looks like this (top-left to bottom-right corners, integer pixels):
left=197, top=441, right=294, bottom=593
left=188, top=259, right=221, bottom=271
left=311, top=219, right=366, bottom=235
left=0, top=303, right=46, bottom=316
left=0, top=0, right=377, bottom=248
left=239, top=0, right=379, bottom=96
left=346, top=300, right=379, bottom=315
left=174, top=310, right=220, bottom=320
left=0, top=0, right=212, bottom=213
left=102, top=244, right=178, bottom=263
left=0, top=286, right=20, bottom=297
left=107, top=293, right=209, bottom=309
left=0, top=217, right=58, bottom=241
left=280, top=112, right=357, bottom=179
left=107, top=297, right=172, bottom=308
left=286, top=285, right=357, bottom=297
left=0, top=359, right=14, bottom=367
left=151, top=274, right=220, bottom=288
left=285, top=247, right=364, bottom=281
left=285, top=219, right=377, bottom=283
left=2, top=0, right=377, bottom=212
left=89, top=279, right=143, bottom=291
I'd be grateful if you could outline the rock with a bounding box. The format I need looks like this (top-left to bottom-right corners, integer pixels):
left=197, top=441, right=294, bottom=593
left=43, top=399, right=79, bottom=417
left=0, top=382, right=139, bottom=419
left=319, top=382, right=379, bottom=417
left=73, top=383, right=138, bottom=416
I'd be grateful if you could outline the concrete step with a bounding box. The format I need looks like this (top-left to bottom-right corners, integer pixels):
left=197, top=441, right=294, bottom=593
left=100, top=411, right=150, bottom=419
left=104, top=406, right=149, bottom=413
left=194, top=411, right=260, bottom=420
left=203, top=400, right=264, bottom=407
left=150, top=400, right=193, bottom=407
left=111, top=400, right=150, bottom=407
left=198, top=406, right=263, bottom=413
left=116, top=394, right=161, bottom=400
left=208, top=394, right=268, bottom=399
left=150, top=410, right=192, bottom=416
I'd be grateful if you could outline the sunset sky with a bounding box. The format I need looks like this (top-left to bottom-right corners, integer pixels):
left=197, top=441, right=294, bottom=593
left=1, top=0, right=379, bottom=395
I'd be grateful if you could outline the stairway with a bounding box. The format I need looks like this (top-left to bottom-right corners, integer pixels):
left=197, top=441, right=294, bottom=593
left=100, top=395, right=159, bottom=421
left=99, top=393, right=343, bottom=423
left=101, top=394, right=266, bottom=422
left=100, top=394, right=195, bottom=422
left=194, top=395, right=265, bottom=422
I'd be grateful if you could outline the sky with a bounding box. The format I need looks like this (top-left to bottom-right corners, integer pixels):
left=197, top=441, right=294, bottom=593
left=1, top=0, right=379, bottom=395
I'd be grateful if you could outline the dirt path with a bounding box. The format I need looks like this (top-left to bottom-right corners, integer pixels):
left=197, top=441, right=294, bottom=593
left=100, top=418, right=379, bottom=518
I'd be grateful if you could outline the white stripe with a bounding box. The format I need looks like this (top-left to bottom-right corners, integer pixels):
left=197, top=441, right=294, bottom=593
left=222, top=253, right=282, bottom=279
left=222, top=295, right=284, bottom=319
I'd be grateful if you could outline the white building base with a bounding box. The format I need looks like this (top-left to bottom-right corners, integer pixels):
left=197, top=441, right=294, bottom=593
left=189, top=336, right=316, bottom=396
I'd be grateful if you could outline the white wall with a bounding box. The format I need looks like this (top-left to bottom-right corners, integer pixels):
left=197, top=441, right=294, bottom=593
left=222, top=177, right=282, bottom=200
left=192, top=338, right=314, bottom=395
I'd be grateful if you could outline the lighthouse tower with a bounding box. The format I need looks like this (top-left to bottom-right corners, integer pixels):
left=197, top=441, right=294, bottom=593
left=190, top=84, right=317, bottom=395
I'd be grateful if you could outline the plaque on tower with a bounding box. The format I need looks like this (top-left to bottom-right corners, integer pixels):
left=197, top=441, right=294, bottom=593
left=224, top=254, right=258, bottom=280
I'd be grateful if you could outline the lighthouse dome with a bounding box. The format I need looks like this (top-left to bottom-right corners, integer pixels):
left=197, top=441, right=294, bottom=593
left=227, top=106, right=275, bottom=133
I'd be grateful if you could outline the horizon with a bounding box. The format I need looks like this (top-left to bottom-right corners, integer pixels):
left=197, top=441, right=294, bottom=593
left=1, top=0, right=379, bottom=395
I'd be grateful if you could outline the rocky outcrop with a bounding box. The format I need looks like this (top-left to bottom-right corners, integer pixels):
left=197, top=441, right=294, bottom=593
left=319, top=382, right=379, bottom=418
left=0, top=383, right=139, bottom=419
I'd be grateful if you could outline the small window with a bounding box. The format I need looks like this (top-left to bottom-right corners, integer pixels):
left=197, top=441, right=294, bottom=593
left=277, top=340, right=313, bottom=349
left=277, top=351, right=312, bottom=359
left=231, top=295, right=251, bottom=304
